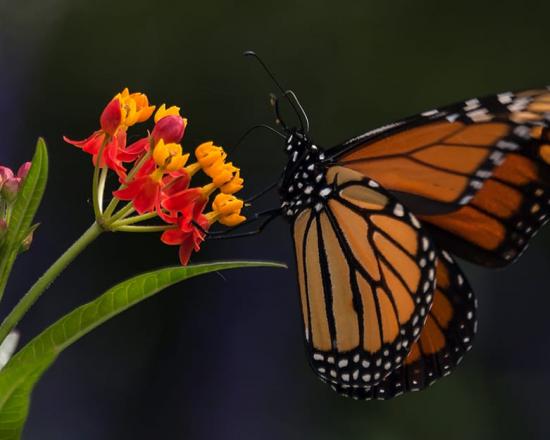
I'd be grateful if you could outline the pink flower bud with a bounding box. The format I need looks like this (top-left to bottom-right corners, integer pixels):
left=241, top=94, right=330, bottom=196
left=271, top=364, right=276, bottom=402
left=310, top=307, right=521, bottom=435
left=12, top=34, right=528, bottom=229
left=1, top=177, right=21, bottom=202
left=0, top=166, right=14, bottom=189
left=17, top=162, right=31, bottom=180
left=100, top=98, right=122, bottom=135
left=152, top=115, right=186, bottom=143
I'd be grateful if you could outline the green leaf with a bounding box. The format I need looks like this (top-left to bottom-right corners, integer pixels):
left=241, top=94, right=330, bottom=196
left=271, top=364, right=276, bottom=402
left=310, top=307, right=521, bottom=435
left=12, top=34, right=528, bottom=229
left=0, top=354, right=55, bottom=440
left=0, top=139, right=49, bottom=302
left=0, top=261, right=285, bottom=439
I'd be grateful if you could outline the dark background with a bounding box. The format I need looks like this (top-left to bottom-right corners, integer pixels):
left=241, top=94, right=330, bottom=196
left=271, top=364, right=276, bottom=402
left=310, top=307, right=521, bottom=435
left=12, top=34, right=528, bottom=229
left=2, top=0, right=550, bottom=438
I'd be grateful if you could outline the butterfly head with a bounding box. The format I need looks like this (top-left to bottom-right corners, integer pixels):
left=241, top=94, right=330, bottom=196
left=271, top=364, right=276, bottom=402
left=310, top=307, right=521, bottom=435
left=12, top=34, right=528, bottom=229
left=280, top=130, right=329, bottom=218
left=284, top=129, right=309, bottom=156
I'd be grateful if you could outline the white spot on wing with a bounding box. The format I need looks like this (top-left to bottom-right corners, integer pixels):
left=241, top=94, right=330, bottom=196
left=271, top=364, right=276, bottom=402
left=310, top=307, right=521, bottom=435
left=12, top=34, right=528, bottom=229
left=421, top=109, right=439, bottom=117
left=393, top=204, right=404, bottom=217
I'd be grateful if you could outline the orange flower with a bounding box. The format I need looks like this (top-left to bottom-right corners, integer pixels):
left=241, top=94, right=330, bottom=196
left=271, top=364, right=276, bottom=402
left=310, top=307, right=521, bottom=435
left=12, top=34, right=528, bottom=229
left=64, top=88, right=155, bottom=178
left=206, top=194, right=246, bottom=227
left=114, top=140, right=189, bottom=214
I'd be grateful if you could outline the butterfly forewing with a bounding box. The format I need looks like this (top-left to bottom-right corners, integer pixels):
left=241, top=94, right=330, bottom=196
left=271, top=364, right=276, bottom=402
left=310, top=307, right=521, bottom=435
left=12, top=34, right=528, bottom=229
left=333, top=250, right=477, bottom=400
left=337, top=120, right=519, bottom=213
left=331, top=88, right=550, bottom=267
left=293, top=166, right=438, bottom=388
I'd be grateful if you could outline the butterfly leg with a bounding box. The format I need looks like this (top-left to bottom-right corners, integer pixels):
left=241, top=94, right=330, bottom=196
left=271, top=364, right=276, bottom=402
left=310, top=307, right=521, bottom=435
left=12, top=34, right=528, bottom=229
left=196, top=208, right=281, bottom=240
left=244, top=180, right=279, bottom=203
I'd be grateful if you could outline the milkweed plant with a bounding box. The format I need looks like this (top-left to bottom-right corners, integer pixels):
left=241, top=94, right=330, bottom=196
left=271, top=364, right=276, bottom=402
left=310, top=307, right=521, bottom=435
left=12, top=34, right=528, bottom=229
left=0, top=89, right=284, bottom=439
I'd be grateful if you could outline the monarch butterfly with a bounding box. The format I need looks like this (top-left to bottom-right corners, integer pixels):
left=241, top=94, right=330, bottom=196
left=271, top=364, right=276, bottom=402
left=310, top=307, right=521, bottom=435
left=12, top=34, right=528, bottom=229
left=230, top=52, right=550, bottom=400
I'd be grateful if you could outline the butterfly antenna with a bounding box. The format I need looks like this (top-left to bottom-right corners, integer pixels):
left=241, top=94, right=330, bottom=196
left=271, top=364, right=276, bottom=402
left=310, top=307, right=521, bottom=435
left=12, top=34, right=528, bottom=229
left=285, top=90, right=310, bottom=133
left=228, top=124, right=285, bottom=156
left=270, top=93, right=289, bottom=131
left=244, top=50, right=306, bottom=133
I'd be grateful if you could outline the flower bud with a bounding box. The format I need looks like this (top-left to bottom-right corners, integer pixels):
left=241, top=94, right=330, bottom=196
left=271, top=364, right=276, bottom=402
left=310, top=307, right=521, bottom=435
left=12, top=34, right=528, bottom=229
left=100, top=98, right=122, bottom=135
left=17, top=162, right=31, bottom=180
left=152, top=115, right=186, bottom=143
left=0, top=166, right=14, bottom=190
left=1, top=177, right=21, bottom=202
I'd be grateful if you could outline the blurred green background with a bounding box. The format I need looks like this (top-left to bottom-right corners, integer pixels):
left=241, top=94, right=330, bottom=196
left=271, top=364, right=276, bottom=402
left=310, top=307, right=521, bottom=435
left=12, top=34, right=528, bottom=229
left=2, top=0, right=550, bottom=438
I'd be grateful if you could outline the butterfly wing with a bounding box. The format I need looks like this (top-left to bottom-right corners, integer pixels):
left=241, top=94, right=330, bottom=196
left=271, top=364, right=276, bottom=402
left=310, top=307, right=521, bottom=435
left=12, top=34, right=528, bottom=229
left=333, top=250, right=477, bottom=400
left=330, top=88, right=550, bottom=266
left=292, top=166, right=437, bottom=389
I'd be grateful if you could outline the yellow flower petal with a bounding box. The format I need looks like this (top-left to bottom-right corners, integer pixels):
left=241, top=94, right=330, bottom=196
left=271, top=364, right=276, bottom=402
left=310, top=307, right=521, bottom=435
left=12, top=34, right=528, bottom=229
left=153, top=139, right=170, bottom=166
left=166, top=153, right=189, bottom=172
left=154, top=104, right=181, bottom=123
left=137, top=104, right=156, bottom=123
left=153, top=139, right=187, bottom=171
left=211, top=168, right=233, bottom=187
left=196, top=142, right=227, bottom=168
left=212, top=194, right=244, bottom=216
left=219, top=213, right=246, bottom=227
left=220, top=169, right=244, bottom=194
left=113, top=88, right=155, bottom=127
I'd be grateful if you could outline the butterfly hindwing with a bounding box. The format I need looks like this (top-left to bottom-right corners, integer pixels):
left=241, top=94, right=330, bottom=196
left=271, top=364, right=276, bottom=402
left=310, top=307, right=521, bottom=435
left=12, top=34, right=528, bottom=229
left=292, top=166, right=437, bottom=389
left=333, top=250, right=477, bottom=400
left=329, top=88, right=550, bottom=267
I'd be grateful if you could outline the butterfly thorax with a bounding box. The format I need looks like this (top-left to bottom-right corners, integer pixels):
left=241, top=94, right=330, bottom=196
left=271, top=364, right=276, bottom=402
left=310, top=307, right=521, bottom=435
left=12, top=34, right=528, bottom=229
left=279, top=131, right=332, bottom=219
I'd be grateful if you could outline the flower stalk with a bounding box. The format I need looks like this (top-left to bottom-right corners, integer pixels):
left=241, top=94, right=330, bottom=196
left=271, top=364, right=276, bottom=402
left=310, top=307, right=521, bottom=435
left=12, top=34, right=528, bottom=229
left=0, top=221, right=103, bottom=343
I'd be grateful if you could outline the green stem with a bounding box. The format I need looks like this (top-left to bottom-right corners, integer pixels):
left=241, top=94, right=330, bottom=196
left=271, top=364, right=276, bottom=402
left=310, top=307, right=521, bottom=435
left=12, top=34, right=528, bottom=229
left=92, top=138, right=108, bottom=219
left=0, top=222, right=103, bottom=344
left=108, top=203, right=135, bottom=223
left=111, top=211, right=157, bottom=227
left=114, top=225, right=173, bottom=233
left=97, top=166, right=108, bottom=213
left=103, top=195, right=120, bottom=220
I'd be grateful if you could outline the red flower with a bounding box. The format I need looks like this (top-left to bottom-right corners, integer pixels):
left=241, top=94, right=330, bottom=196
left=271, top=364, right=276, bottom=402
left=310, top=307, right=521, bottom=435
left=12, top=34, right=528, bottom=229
left=100, top=98, right=122, bottom=135
left=115, top=137, right=151, bottom=164
left=113, top=159, right=160, bottom=214
left=114, top=140, right=190, bottom=215
left=161, top=187, right=203, bottom=217
left=161, top=198, right=209, bottom=265
left=64, top=129, right=129, bottom=178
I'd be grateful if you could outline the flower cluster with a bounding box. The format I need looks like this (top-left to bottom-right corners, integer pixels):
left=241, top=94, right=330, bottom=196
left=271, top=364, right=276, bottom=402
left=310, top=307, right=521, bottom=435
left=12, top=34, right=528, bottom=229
left=0, top=162, right=32, bottom=247
left=64, top=88, right=246, bottom=265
